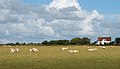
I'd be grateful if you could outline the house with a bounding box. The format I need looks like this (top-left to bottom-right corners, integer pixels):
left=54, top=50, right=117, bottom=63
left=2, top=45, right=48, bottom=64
left=97, top=37, right=111, bottom=45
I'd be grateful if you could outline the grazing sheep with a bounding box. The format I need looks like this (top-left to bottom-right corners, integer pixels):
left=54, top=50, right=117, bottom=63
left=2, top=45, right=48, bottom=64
left=15, top=48, right=19, bottom=52
left=10, top=48, right=16, bottom=53
left=33, top=48, right=38, bottom=52
left=29, top=49, right=32, bottom=52
left=93, top=48, right=97, bottom=51
left=102, top=46, right=106, bottom=49
left=73, top=50, right=79, bottom=53
left=62, top=47, right=68, bottom=51
left=30, top=48, right=38, bottom=52
left=110, top=46, right=113, bottom=48
left=88, top=49, right=94, bottom=52
left=10, top=48, right=20, bottom=53
left=69, top=50, right=74, bottom=53
left=69, top=50, right=79, bottom=53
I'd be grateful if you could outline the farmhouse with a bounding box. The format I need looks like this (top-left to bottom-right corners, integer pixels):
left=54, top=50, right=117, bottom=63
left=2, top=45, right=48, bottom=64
left=97, top=37, right=111, bottom=45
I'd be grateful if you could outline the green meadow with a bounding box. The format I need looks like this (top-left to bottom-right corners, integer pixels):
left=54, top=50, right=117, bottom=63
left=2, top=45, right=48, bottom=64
left=0, top=46, right=120, bottom=69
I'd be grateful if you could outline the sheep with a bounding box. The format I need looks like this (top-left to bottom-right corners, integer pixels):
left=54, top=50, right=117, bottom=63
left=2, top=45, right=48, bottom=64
left=15, top=48, right=19, bottom=52
left=30, top=48, right=38, bottom=52
left=10, top=48, right=20, bottom=53
left=88, top=49, right=94, bottom=52
left=73, top=50, right=79, bottom=53
left=29, top=49, right=33, bottom=52
left=10, top=48, right=16, bottom=53
left=88, top=48, right=98, bottom=52
left=93, top=48, right=97, bottom=51
left=69, top=50, right=74, bottom=53
left=102, top=46, right=106, bottom=49
left=32, top=48, right=38, bottom=52
left=69, top=50, right=79, bottom=53
left=62, top=47, right=68, bottom=51
left=110, top=46, right=113, bottom=48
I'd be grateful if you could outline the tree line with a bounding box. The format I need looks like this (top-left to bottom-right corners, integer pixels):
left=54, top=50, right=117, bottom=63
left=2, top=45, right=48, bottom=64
left=0, top=37, right=120, bottom=46
left=0, top=37, right=90, bottom=46
left=42, top=37, right=90, bottom=46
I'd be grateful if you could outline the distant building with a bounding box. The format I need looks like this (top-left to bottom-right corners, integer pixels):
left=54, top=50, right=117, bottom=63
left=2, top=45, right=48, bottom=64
left=97, top=37, right=111, bottom=45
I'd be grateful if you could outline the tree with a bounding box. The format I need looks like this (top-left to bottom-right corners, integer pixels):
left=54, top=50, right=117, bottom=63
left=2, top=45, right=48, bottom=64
left=6, top=43, right=15, bottom=46
left=15, top=42, right=19, bottom=45
left=42, top=40, right=49, bottom=45
left=70, top=37, right=81, bottom=45
left=57, top=40, right=69, bottom=45
left=49, top=40, right=57, bottom=45
left=82, top=37, right=91, bottom=45
left=115, top=38, right=120, bottom=44
left=62, top=40, right=69, bottom=45
left=21, top=42, right=26, bottom=46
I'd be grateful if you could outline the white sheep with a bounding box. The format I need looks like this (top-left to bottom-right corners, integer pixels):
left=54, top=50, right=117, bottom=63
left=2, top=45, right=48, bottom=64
left=15, top=48, right=19, bottom=52
left=69, top=50, right=79, bottom=53
left=69, top=50, right=74, bottom=53
left=29, top=49, right=32, bottom=52
left=62, top=47, right=68, bottom=51
left=93, top=48, right=97, bottom=51
left=88, top=49, right=94, bottom=52
left=83, top=46, right=86, bottom=48
left=10, top=48, right=20, bottom=53
left=30, top=48, right=38, bottom=52
left=102, top=46, right=106, bottom=49
left=10, top=48, right=16, bottom=53
left=110, top=46, right=113, bottom=48
left=73, top=50, right=79, bottom=53
left=33, top=48, right=38, bottom=52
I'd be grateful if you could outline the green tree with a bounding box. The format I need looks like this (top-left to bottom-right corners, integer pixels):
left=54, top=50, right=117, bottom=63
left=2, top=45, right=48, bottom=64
left=49, top=40, right=57, bottom=45
left=57, top=40, right=69, bottom=45
left=42, top=40, right=49, bottom=45
left=15, top=42, right=19, bottom=45
left=70, top=37, right=81, bottom=45
left=115, top=38, right=120, bottom=44
left=82, top=37, right=91, bottom=45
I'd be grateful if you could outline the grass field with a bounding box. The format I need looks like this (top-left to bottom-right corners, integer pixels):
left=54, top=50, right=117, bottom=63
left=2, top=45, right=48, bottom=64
left=0, top=46, right=120, bottom=69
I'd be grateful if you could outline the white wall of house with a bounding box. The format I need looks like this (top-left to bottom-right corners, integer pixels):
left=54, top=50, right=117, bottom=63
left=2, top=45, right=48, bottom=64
left=97, top=39, right=111, bottom=45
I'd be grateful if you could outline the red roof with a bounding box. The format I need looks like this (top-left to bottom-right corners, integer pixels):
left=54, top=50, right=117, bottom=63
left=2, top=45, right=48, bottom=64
left=98, top=37, right=111, bottom=41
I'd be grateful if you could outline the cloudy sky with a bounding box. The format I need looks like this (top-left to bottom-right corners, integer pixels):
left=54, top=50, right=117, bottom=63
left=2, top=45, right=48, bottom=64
left=0, top=0, right=120, bottom=43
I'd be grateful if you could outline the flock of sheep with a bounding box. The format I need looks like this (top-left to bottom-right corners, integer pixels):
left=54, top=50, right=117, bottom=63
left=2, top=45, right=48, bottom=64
left=61, top=46, right=113, bottom=53
left=10, top=48, right=38, bottom=53
left=9, top=46, right=113, bottom=53
left=62, top=47, right=79, bottom=53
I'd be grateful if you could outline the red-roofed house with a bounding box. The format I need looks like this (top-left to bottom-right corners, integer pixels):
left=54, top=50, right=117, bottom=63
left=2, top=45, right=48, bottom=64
left=97, top=37, right=111, bottom=45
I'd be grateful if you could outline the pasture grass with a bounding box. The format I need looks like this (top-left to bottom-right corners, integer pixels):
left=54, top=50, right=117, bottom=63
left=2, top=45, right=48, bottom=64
left=0, top=46, right=120, bottom=69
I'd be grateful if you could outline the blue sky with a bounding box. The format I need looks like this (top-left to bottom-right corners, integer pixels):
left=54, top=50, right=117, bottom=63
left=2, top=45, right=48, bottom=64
left=21, top=0, right=120, bottom=14
left=79, top=0, right=120, bottom=14
left=0, top=0, right=120, bottom=43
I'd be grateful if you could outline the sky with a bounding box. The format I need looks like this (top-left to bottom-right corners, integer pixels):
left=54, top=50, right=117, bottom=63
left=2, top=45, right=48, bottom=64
left=0, top=0, right=120, bottom=43
left=21, top=0, right=120, bottom=14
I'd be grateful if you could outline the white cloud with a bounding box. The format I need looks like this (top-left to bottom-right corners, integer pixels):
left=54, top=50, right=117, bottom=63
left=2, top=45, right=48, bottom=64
left=78, top=10, right=103, bottom=35
left=49, top=0, right=81, bottom=10
left=0, top=0, right=119, bottom=43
